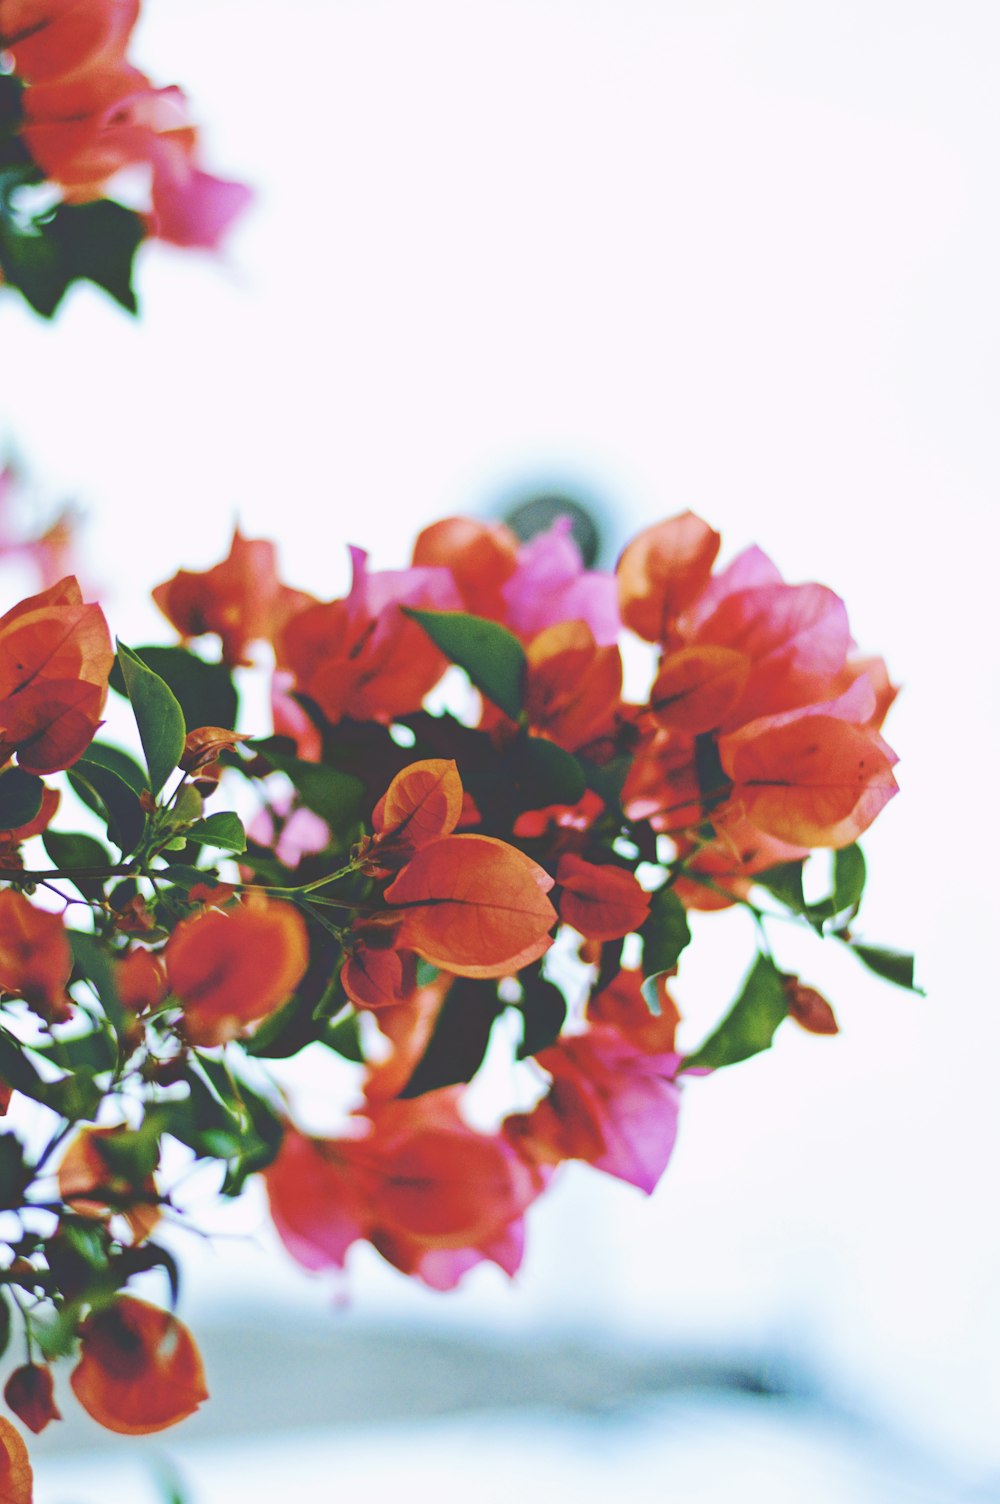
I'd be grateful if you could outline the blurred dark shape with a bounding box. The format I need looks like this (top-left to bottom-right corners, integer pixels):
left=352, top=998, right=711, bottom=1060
left=502, top=493, right=602, bottom=568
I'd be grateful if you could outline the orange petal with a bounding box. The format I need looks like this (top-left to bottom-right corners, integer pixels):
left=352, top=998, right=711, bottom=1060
left=649, top=645, right=750, bottom=734
left=70, top=1296, right=207, bottom=1435
left=616, top=513, right=721, bottom=643
left=556, top=855, right=651, bottom=942
left=384, top=834, right=555, bottom=977
left=371, top=759, right=463, bottom=850
left=0, top=1415, right=32, bottom=1503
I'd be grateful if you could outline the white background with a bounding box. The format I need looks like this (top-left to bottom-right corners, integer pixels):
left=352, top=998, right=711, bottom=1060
left=1, top=1, right=998, bottom=1497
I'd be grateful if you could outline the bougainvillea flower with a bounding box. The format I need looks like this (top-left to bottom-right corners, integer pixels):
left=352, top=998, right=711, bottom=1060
left=0, top=0, right=138, bottom=85
left=57, top=1123, right=160, bottom=1242
left=505, top=1026, right=681, bottom=1194
left=265, top=1090, right=543, bottom=1291
left=370, top=759, right=463, bottom=859
left=0, top=889, right=71, bottom=1019
left=648, top=644, right=750, bottom=735
left=412, top=516, right=519, bottom=619
left=3, top=1363, right=60, bottom=1435
left=384, top=834, right=556, bottom=977
left=501, top=518, right=620, bottom=646
left=115, top=946, right=168, bottom=1013
left=248, top=795, right=330, bottom=870
left=686, top=580, right=852, bottom=725
left=555, top=854, right=651, bottom=942
left=154, top=529, right=311, bottom=666
left=341, top=941, right=416, bottom=1011
left=0, top=1415, right=32, bottom=1503
left=0, top=576, right=112, bottom=773
left=70, top=1296, right=207, bottom=1434
left=719, top=703, right=899, bottom=847
left=669, top=812, right=807, bottom=911
left=522, top=622, right=623, bottom=751
left=277, top=549, right=459, bottom=726
left=363, top=972, right=450, bottom=1104
left=616, top=511, right=721, bottom=643
left=165, top=895, right=308, bottom=1045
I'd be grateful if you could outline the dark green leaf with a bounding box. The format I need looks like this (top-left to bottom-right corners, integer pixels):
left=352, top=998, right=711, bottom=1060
left=40, top=1071, right=104, bottom=1120
left=0, top=768, right=44, bottom=829
left=322, top=1011, right=364, bottom=1063
left=249, top=739, right=364, bottom=834
left=513, top=736, right=586, bottom=809
left=516, top=973, right=567, bottom=1059
left=109, top=646, right=238, bottom=733
left=0, top=1026, right=45, bottom=1096
left=32, top=1026, right=116, bottom=1076
left=42, top=831, right=113, bottom=901
left=68, top=757, right=145, bottom=854
left=77, top=742, right=148, bottom=796
left=47, top=199, right=143, bottom=313
left=683, top=953, right=788, bottom=1072
left=117, top=642, right=186, bottom=795
left=849, top=943, right=923, bottom=993
left=68, top=930, right=125, bottom=1042
left=0, top=1133, right=28, bottom=1211
left=404, top=609, right=526, bottom=720
left=401, top=978, right=500, bottom=1097
left=0, top=211, right=64, bottom=316
left=640, top=888, right=692, bottom=1012
left=755, top=860, right=807, bottom=914
left=185, top=812, right=246, bottom=854
left=0, top=1290, right=10, bottom=1363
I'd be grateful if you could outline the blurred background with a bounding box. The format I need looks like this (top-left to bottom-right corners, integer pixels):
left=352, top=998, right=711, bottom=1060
left=2, top=0, right=998, bottom=1498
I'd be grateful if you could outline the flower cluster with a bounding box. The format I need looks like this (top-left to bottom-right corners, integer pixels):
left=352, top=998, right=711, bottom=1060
left=0, top=0, right=249, bottom=315
left=0, top=507, right=911, bottom=1491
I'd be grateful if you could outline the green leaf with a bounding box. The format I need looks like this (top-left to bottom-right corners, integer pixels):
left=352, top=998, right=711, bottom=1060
left=756, top=860, right=807, bottom=914
left=249, top=739, right=364, bottom=833
left=322, top=1011, right=364, bottom=1063
left=185, top=812, right=246, bottom=854
left=0, top=1026, right=45, bottom=1097
left=68, top=756, right=145, bottom=854
left=513, top=736, right=586, bottom=809
left=117, top=642, right=186, bottom=795
left=516, top=973, right=567, bottom=1059
left=683, top=953, right=788, bottom=1072
left=640, top=888, right=692, bottom=1012
left=109, top=646, right=238, bottom=733
left=0, top=1133, right=28, bottom=1212
left=32, top=1026, right=116, bottom=1075
left=0, top=211, right=63, bottom=316
left=848, top=943, right=923, bottom=993
left=401, top=978, right=500, bottom=1097
left=0, top=767, right=44, bottom=829
left=831, top=844, right=866, bottom=915
left=42, top=831, right=113, bottom=901
left=68, top=930, right=125, bottom=1042
left=0, top=1290, right=11, bottom=1363
left=77, top=742, right=148, bottom=796
left=46, top=199, right=143, bottom=314
left=404, top=609, right=526, bottom=720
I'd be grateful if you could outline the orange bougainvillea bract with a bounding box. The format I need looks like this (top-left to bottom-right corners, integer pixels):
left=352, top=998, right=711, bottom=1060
left=69, top=1296, right=207, bottom=1435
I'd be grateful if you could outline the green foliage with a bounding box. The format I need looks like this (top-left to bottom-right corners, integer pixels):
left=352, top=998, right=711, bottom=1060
left=756, top=844, right=868, bottom=935
left=185, top=812, right=246, bottom=854
left=512, top=735, right=586, bottom=809
left=42, top=830, right=114, bottom=901
left=0, top=767, right=44, bottom=829
left=249, top=738, right=365, bottom=835
left=110, top=645, right=239, bottom=732
left=0, top=1133, right=29, bottom=1212
left=69, top=930, right=126, bottom=1044
left=68, top=752, right=146, bottom=853
left=405, top=609, right=526, bottom=720
left=516, top=971, right=567, bottom=1059
left=0, top=1290, right=10, bottom=1363
left=0, top=192, right=144, bottom=317
left=401, top=978, right=500, bottom=1096
left=640, top=887, right=692, bottom=1012
left=683, top=953, right=789, bottom=1072
left=117, top=642, right=187, bottom=795
left=847, top=942, right=922, bottom=993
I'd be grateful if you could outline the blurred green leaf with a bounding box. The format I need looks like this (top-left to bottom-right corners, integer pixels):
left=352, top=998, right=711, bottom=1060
left=401, top=978, right=499, bottom=1097
left=405, top=609, right=526, bottom=720
left=848, top=943, right=923, bottom=993
left=516, top=972, right=567, bottom=1059
left=0, top=768, right=44, bottom=829
left=683, top=953, right=788, bottom=1072
left=640, top=888, right=691, bottom=1012
left=185, top=812, right=246, bottom=854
